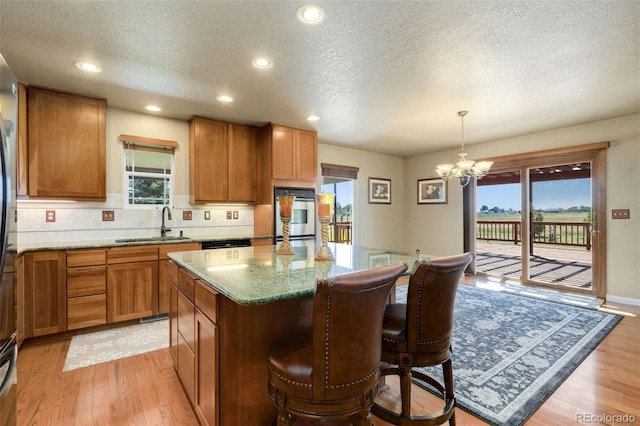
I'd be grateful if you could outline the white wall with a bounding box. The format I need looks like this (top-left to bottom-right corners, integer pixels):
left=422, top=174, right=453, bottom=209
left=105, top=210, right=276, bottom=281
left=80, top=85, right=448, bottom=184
left=403, top=114, right=640, bottom=302
left=317, top=144, right=406, bottom=251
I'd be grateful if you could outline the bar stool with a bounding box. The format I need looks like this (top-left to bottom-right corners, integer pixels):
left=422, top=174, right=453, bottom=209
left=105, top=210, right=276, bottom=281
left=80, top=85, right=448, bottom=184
left=267, top=262, right=408, bottom=425
left=371, top=252, right=474, bottom=425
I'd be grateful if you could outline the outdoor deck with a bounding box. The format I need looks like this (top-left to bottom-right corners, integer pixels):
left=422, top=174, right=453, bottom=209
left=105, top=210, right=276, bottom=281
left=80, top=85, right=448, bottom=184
left=476, top=242, right=592, bottom=290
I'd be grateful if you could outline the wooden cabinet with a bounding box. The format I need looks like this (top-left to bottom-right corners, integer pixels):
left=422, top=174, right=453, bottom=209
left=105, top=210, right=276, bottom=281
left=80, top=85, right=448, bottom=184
left=22, top=86, right=106, bottom=200
left=189, top=116, right=257, bottom=203
left=271, top=124, right=317, bottom=182
left=171, top=268, right=220, bottom=426
left=21, top=251, right=66, bottom=337
left=168, top=261, right=179, bottom=365
left=66, top=249, right=107, bottom=330
left=159, top=243, right=200, bottom=314
left=106, top=246, right=158, bottom=323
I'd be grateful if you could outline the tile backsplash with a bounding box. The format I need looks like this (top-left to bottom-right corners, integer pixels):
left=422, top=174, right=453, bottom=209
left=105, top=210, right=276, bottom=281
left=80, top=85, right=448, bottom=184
left=17, top=194, right=255, bottom=244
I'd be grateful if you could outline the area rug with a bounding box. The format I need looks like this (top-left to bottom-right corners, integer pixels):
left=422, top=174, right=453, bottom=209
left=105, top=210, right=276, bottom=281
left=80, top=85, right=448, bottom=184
left=395, top=285, right=622, bottom=426
left=63, top=319, right=168, bottom=372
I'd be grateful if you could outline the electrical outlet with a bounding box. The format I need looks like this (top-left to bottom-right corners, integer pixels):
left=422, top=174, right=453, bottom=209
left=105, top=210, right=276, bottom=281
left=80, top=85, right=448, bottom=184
left=102, top=210, right=115, bottom=221
left=226, top=211, right=232, bottom=220
left=183, top=210, right=193, bottom=220
left=46, top=210, right=55, bottom=222
left=612, top=209, right=630, bottom=219
left=233, top=210, right=239, bottom=220
left=204, top=211, right=211, bottom=220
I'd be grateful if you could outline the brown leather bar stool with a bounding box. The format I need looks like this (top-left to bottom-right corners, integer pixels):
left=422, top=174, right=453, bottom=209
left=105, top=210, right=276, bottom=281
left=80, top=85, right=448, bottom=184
left=371, top=252, right=474, bottom=426
left=267, top=262, right=408, bottom=425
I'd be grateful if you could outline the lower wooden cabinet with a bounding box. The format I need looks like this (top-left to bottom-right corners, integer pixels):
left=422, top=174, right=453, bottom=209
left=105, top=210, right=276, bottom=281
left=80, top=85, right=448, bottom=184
left=107, top=260, right=158, bottom=323
left=159, top=243, right=200, bottom=314
left=195, top=309, right=218, bottom=426
left=22, top=251, right=67, bottom=338
left=170, top=267, right=219, bottom=426
left=66, top=249, right=107, bottom=330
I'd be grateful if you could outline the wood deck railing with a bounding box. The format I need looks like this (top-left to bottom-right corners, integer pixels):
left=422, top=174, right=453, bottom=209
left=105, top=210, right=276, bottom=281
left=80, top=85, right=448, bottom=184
left=328, top=221, right=352, bottom=244
left=477, top=220, right=591, bottom=250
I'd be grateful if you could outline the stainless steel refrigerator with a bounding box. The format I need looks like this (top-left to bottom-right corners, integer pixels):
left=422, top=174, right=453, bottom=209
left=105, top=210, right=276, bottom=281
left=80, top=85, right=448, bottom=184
left=0, top=54, right=17, bottom=426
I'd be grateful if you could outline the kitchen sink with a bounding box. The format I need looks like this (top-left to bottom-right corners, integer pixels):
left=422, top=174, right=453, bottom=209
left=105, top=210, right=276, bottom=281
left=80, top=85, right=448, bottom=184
left=115, top=236, right=191, bottom=243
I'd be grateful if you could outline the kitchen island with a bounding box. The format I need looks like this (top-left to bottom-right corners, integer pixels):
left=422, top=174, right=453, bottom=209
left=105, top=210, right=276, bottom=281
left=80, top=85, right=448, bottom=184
left=167, top=241, right=425, bottom=426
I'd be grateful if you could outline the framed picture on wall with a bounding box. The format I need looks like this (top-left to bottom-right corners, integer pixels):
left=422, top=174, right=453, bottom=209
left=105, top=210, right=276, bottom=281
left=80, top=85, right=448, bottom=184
left=417, top=178, right=447, bottom=204
left=368, top=178, right=391, bottom=204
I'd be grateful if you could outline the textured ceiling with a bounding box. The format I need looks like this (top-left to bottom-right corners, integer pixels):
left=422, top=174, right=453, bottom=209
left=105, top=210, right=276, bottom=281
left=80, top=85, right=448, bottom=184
left=1, top=1, right=638, bottom=157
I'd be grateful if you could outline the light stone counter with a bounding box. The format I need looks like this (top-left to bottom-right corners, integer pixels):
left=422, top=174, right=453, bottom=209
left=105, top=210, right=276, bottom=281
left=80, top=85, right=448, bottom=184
left=168, top=240, right=427, bottom=305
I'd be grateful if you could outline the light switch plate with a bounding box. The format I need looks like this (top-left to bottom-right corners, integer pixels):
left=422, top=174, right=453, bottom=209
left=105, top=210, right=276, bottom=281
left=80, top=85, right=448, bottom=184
left=233, top=210, right=239, bottom=220
left=183, top=210, right=193, bottom=220
left=226, top=211, right=232, bottom=220
left=46, top=210, right=55, bottom=222
left=204, top=211, right=211, bottom=220
left=102, top=210, right=115, bottom=221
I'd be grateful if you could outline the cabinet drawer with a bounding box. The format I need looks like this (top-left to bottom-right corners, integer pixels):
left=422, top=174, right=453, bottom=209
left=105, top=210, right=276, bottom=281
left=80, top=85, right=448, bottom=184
left=195, top=280, right=218, bottom=324
left=159, top=243, right=201, bottom=260
left=67, top=249, right=106, bottom=267
left=67, top=265, right=106, bottom=297
left=68, top=294, right=106, bottom=330
left=107, top=246, right=158, bottom=264
left=177, top=268, right=196, bottom=302
left=178, top=291, right=195, bottom=352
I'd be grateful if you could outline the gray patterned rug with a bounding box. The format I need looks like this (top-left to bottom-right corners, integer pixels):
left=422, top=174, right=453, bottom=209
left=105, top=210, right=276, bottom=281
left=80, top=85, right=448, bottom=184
left=395, top=284, right=622, bottom=426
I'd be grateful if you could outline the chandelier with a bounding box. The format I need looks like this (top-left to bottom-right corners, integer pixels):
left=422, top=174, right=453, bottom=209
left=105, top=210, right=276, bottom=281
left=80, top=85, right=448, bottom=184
left=435, top=111, right=493, bottom=187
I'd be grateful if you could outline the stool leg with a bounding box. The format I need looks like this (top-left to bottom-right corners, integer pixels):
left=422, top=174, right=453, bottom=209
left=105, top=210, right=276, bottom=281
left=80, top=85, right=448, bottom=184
left=276, top=409, right=292, bottom=426
left=399, top=365, right=412, bottom=418
left=443, top=358, right=455, bottom=426
left=356, top=410, right=372, bottom=426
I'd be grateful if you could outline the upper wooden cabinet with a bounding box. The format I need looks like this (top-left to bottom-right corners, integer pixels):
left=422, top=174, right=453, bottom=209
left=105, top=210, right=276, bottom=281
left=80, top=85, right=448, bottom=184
left=21, top=86, right=106, bottom=200
left=256, top=123, right=317, bottom=203
left=189, top=116, right=257, bottom=204
left=270, top=124, right=317, bottom=182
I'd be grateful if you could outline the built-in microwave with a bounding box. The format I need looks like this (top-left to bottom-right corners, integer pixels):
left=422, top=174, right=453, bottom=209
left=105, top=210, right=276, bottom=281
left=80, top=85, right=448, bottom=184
left=274, top=187, right=316, bottom=241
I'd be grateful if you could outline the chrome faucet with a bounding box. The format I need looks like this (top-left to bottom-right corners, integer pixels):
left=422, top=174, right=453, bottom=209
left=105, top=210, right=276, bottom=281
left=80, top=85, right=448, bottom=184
left=161, top=206, right=172, bottom=237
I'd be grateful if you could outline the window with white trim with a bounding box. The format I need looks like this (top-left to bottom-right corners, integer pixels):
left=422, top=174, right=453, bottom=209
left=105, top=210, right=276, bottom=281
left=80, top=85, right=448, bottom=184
left=120, top=135, right=177, bottom=207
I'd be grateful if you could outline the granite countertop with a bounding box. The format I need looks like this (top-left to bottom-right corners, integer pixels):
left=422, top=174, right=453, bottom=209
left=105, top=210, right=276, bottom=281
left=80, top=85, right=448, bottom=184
left=168, top=240, right=427, bottom=306
left=17, top=233, right=271, bottom=254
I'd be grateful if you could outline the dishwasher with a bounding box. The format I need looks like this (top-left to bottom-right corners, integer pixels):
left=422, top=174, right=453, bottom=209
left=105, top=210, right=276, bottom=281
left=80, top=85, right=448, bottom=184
left=201, top=239, right=252, bottom=250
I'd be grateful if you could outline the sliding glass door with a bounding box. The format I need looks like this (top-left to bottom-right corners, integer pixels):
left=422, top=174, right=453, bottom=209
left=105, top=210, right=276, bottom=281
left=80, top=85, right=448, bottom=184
left=472, top=143, right=607, bottom=298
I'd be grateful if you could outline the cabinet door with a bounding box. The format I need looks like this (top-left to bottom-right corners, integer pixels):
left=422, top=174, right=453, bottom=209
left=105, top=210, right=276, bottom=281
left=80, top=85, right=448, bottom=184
left=295, top=129, right=317, bottom=181
left=271, top=125, right=295, bottom=180
left=169, top=279, right=178, bottom=366
left=23, top=251, right=67, bottom=337
left=67, top=294, right=106, bottom=330
left=228, top=123, right=257, bottom=202
left=106, top=261, right=158, bottom=322
left=27, top=87, right=106, bottom=200
left=195, top=310, right=219, bottom=426
left=190, top=117, right=228, bottom=203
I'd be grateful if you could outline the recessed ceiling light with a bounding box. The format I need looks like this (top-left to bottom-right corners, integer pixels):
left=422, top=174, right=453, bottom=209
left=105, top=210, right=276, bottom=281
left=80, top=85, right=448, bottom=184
left=252, top=57, right=274, bottom=69
left=306, top=115, right=320, bottom=122
left=297, top=4, right=326, bottom=25
left=145, top=105, right=162, bottom=112
left=74, top=61, right=101, bottom=73
left=216, top=95, right=234, bottom=103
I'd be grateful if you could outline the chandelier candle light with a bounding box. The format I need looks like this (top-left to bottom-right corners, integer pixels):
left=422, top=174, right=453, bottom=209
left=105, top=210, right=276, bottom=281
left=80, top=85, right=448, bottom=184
left=315, top=193, right=335, bottom=261
left=276, top=195, right=296, bottom=255
left=435, top=111, right=493, bottom=187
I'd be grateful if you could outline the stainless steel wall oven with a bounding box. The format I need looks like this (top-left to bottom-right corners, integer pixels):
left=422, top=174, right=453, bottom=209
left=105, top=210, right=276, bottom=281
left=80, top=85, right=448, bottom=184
left=274, top=187, right=316, bottom=241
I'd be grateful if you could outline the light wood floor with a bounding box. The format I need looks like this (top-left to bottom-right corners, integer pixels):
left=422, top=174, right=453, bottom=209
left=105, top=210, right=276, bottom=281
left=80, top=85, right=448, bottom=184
left=17, top=277, right=640, bottom=425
